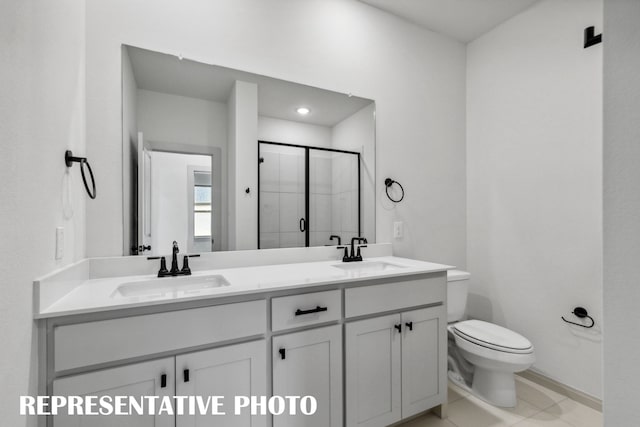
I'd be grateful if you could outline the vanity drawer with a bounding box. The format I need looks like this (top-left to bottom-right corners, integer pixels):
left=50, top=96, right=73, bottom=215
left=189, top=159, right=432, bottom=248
left=345, top=274, right=446, bottom=318
left=54, top=300, right=266, bottom=372
left=271, top=290, right=341, bottom=332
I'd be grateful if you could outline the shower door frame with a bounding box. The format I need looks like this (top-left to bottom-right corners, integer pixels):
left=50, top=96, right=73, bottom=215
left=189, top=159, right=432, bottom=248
left=257, top=140, right=361, bottom=249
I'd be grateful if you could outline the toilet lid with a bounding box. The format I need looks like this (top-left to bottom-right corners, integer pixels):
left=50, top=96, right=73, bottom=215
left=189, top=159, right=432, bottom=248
left=452, top=320, right=533, bottom=354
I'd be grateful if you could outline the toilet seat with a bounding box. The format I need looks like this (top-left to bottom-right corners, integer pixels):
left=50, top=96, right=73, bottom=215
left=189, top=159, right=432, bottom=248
left=451, top=320, right=533, bottom=354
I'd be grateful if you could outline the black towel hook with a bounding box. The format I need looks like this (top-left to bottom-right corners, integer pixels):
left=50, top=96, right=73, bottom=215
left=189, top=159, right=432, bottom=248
left=65, top=150, right=96, bottom=199
left=561, top=306, right=595, bottom=328
left=384, top=178, right=404, bottom=203
left=584, top=26, right=602, bottom=48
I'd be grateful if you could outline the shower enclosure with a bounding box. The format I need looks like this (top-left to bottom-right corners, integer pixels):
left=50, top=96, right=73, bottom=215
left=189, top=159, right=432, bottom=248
left=258, top=141, right=361, bottom=249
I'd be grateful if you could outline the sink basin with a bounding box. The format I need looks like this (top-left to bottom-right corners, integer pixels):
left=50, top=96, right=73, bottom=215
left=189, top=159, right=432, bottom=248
left=112, top=274, right=230, bottom=298
left=332, top=261, right=406, bottom=275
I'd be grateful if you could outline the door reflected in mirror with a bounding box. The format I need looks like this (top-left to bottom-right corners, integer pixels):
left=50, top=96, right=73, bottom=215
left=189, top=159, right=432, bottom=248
left=123, top=45, right=375, bottom=255
left=134, top=134, right=223, bottom=257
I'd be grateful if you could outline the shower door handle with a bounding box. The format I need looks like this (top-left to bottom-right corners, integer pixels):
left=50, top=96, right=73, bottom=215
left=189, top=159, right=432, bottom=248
left=299, top=218, right=306, bottom=232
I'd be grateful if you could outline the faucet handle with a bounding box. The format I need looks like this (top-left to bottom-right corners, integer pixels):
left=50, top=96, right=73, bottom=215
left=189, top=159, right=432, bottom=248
left=157, top=257, right=169, bottom=277
left=337, top=246, right=349, bottom=262
left=181, top=256, right=192, bottom=275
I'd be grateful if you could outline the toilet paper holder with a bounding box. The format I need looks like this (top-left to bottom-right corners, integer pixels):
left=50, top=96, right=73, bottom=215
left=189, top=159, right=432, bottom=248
left=561, top=306, right=595, bottom=328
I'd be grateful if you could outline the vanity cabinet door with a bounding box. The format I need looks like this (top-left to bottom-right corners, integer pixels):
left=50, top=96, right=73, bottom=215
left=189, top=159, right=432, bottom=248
left=345, top=314, right=402, bottom=427
left=401, top=305, right=447, bottom=419
left=272, top=324, right=342, bottom=427
left=52, top=357, right=174, bottom=427
left=176, top=340, right=267, bottom=427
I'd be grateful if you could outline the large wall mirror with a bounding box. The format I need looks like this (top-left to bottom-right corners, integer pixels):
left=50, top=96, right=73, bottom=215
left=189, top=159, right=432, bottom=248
left=122, top=45, right=376, bottom=256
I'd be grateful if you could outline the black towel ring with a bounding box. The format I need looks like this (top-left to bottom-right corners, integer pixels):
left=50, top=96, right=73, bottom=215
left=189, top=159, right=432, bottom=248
left=65, top=150, right=96, bottom=199
left=384, top=178, right=404, bottom=203
left=561, top=306, right=595, bottom=329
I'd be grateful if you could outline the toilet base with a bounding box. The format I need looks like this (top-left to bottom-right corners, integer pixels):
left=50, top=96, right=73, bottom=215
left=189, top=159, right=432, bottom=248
left=471, top=367, right=517, bottom=408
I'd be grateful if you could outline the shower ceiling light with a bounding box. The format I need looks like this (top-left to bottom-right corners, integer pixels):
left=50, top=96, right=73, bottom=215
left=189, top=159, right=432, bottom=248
left=296, top=107, right=310, bottom=115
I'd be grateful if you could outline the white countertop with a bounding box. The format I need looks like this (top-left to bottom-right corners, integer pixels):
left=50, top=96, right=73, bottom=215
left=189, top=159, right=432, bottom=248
left=36, top=256, right=452, bottom=319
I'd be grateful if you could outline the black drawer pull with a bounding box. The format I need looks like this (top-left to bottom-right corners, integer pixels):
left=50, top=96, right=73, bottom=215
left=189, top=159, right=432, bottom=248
left=183, top=369, right=190, bottom=383
left=160, top=374, right=167, bottom=388
left=295, top=306, right=328, bottom=316
left=405, top=321, right=413, bottom=331
left=279, top=348, right=286, bottom=360
left=394, top=324, right=402, bottom=333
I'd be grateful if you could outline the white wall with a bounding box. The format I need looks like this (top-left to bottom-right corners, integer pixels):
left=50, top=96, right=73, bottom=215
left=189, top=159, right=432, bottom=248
left=137, top=90, right=228, bottom=150
left=603, top=0, right=640, bottom=422
left=258, top=116, right=332, bottom=148
left=227, top=80, right=259, bottom=250
left=0, top=0, right=86, bottom=425
left=466, top=0, right=602, bottom=398
left=84, top=0, right=467, bottom=267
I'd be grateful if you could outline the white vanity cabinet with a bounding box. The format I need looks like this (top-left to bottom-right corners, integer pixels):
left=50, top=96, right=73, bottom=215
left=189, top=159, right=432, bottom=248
left=272, top=324, right=342, bottom=427
left=400, top=306, right=447, bottom=419
left=53, top=341, right=267, bottom=427
left=344, top=294, right=447, bottom=427
left=345, top=314, right=402, bottom=427
left=176, top=340, right=267, bottom=427
left=49, top=301, right=267, bottom=427
left=52, top=357, right=175, bottom=427
left=42, top=268, right=447, bottom=427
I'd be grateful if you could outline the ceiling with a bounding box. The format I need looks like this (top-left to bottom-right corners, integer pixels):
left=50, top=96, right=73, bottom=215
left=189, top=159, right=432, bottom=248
left=127, top=46, right=373, bottom=127
left=359, top=0, right=540, bottom=43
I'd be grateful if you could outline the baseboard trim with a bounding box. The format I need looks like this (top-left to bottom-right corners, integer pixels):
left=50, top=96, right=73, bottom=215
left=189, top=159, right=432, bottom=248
left=517, top=369, right=602, bottom=412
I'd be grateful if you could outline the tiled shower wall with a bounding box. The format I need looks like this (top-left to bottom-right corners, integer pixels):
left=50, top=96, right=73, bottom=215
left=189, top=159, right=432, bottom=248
left=259, top=145, right=305, bottom=249
left=329, top=153, right=359, bottom=246
left=309, top=151, right=334, bottom=247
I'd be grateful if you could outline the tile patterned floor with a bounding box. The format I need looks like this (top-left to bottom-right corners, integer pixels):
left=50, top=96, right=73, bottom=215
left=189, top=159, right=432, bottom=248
left=401, top=376, right=602, bottom=427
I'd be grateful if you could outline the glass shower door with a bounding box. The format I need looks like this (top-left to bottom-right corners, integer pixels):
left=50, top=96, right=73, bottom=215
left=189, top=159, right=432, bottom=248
left=309, top=149, right=360, bottom=247
left=259, top=143, right=306, bottom=249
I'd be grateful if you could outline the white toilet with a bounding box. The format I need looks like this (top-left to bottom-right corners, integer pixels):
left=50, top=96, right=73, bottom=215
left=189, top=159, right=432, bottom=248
left=447, top=270, right=535, bottom=408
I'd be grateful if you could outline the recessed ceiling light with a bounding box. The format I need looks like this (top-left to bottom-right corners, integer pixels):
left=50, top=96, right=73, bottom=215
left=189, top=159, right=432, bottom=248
left=296, top=107, right=310, bottom=115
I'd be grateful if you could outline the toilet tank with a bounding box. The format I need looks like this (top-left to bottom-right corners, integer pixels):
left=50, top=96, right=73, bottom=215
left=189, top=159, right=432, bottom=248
left=447, top=270, right=471, bottom=323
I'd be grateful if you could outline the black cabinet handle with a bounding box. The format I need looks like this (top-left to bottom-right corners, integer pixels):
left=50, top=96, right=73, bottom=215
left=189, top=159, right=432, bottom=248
left=394, top=324, right=402, bottom=333
left=160, top=374, right=167, bottom=388
left=295, top=306, right=328, bottom=316
left=183, top=369, right=190, bottom=383
left=299, top=218, right=306, bottom=232
left=279, top=348, right=286, bottom=360
left=405, top=321, right=413, bottom=331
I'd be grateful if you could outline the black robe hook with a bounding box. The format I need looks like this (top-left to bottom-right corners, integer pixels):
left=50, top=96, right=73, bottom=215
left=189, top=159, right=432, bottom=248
left=584, top=26, right=602, bottom=48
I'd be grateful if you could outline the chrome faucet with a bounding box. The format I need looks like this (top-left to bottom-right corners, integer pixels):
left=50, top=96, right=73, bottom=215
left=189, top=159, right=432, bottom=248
left=338, top=237, right=368, bottom=262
